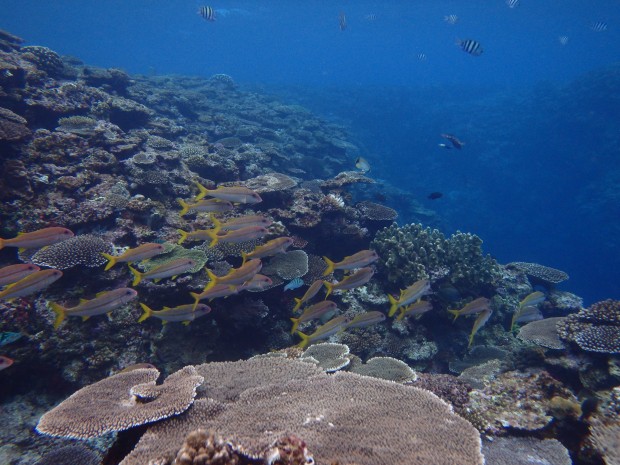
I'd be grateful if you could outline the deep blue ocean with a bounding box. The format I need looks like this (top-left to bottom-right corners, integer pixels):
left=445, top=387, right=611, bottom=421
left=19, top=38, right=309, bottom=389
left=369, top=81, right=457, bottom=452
left=2, top=0, right=619, bottom=305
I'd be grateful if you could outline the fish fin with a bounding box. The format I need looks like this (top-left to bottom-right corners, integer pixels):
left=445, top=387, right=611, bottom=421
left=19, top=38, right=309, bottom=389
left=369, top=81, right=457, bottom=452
left=447, top=309, right=460, bottom=322
left=323, top=281, right=333, bottom=299
left=178, top=199, right=190, bottom=216
left=162, top=320, right=168, bottom=325
left=0, top=238, right=4, bottom=250
left=171, top=275, right=178, bottom=281
left=182, top=321, right=191, bottom=326
left=322, top=256, right=335, bottom=276
left=95, top=291, right=107, bottom=297
left=128, top=265, right=142, bottom=286
left=292, top=298, right=302, bottom=313
left=79, top=298, right=89, bottom=304
left=468, top=332, right=475, bottom=348
left=204, top=269, right=218, bottom=291
left=387, top=294, right=399, bottom=317
left=240, top=251, right=249, bottom=266
left=153, top=278, right=161, bottom=283
left=138, top=303, right=153, bottom=323
left=290, top=317, right=300, bottom=335
left=190, top=292, right=201, bottom=311
left=82, top=316, right=90, bottom=322
left=163, top=306, right=170, bottom=310
left=18, top=247, right=26, bottom=253
left=49, top=302, right=66, bottom=330
left=101, top=252, right=117, bottom=271
left=194, top=181, right=209, bottom=200
left=396, top=309, right=405, bottom=321
left=206, top=229, right=219, bottom=247
left=177, top=230, right=189, bottom=245
left=106, top=312, right=113, bottom=319
left=296, top=331, right=310, bottom=349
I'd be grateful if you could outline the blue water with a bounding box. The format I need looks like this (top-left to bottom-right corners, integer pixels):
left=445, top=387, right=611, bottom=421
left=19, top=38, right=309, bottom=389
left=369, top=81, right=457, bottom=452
left=2, top=0, right=619, bottom=304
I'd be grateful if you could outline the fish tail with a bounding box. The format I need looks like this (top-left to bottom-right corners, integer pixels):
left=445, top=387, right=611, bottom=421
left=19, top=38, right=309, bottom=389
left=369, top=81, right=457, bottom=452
left=190, top=292, right=201, bottom=311
left=128, top=265, right=142, bottom=286
left=396, top=309, right=405, bottom=321
left=48, top=302, right=66, bottom=330
left=194, top=181, right=209, bottom=200
left=292, top=298, right=303, bottom=313
left=296, top=331, right=310, bottom=349
left=387, top=294, right=399, bottom=317
left=178, top=199, right=190, bottom=216
left=210, top=215, right=223, bottom=234
left=206, top=229, right=219, bottom=247
left=101, top=252, right=117, bottom=271
left=138, top=303, right=153, bottom=323
left=448, top=309, right=460, bottom=322
left=323, top=281, right=333, bottom=299
left=322, top=256, right=335, bottom=276
left=468, top=332, right=475, bottom=348
left=240, top=251, right=248, bottom=266
left=204, top=269, right=218, bottom=291
left=290, top=317, right=301, bottom=334
left=177, top=229, right=189, bottom=245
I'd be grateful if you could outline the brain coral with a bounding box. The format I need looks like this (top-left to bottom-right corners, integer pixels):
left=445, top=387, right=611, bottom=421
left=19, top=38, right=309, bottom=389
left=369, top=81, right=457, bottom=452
left=371, top=223, right=500, bottom=292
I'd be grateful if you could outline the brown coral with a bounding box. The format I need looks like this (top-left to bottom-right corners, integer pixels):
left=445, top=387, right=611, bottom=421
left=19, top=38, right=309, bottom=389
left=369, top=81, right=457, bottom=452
left=517, top=317, right=566, bottom=350
left=173, top=429, right=240, bottom=465
left=0, top=107, right=30, bottom=141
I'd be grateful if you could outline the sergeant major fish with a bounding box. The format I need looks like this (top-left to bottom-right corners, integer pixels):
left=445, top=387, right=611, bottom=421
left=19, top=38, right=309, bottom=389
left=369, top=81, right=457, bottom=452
left=199, top=5, right=216, bottom=21
left=456, top=39, right=483, bottom=56
left=49, top=288, right=138, bottom=329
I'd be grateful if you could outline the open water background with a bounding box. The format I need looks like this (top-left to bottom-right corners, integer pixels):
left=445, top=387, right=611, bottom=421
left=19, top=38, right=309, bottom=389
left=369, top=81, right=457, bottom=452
left=2, top=0, right=620, bottom=304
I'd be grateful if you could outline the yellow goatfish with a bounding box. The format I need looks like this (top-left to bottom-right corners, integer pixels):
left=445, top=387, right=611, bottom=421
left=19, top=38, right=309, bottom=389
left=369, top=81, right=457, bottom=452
left=216, top=214, right=273, bottom=231
left=0, top=264, right=40, bottom=286
left=178, top=198, right=233, bottom=216
left=206, top=223, right=267, bottom=247
left=241, top=237, right=293, bottom=264
left=322, top=249, right=379, bottom=276
left=519, top=291, right=545, bottom=308
left=290, top=300, right=338, bottom=334
left=0, top=269, right=63, bottom=300
left=195, top=182, right=262, bottom=204
left=190, top=283, right=241, bottom=310
left=101, top=243, right=166, bottom=271
left=204, top=258, right=262, bottom=291
left=236, top=274, right=273, bottom=292
left=128, top=258, right=196, bottom=286
left=396, top=300, right=433, bottom=321
left=346, top=311, right=386, bottom=329
left=469, top=308, right=493, bottom=348
left=49, top=287, right=138, bottom=329
left=177, top=229, right=213, bottom=245
left=448, top=297, right=490, bottom=322
left=323, top=267, right=374, bottom=298
left=138, top=302, right=211, bottom=325
left=387, top=279, right=432, bottom=317
left=0, top=227, right=73, bottom=251
left=292, top=280, right=324, bottom=312
left=296, top=315, right=350, bottom=349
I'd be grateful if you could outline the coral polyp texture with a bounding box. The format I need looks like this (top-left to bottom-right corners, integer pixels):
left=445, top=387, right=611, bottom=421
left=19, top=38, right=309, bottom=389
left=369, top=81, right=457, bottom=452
left=371, top=222, right=500, bottom=291
left=26, top=234, right=113, bottom=269
left=506, top=261, right=569, bottom=285
left=557, top=299, right=620, bottom=353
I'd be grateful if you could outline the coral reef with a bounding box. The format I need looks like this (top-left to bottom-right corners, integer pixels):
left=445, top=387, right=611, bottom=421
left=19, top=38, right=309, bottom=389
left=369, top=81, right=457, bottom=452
left=558, top=299, right=620, bottom=354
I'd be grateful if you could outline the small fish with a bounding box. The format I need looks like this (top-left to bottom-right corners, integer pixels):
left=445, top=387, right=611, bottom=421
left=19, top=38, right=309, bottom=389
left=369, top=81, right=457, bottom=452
left=339, top=12, right=347, bottom=31
left=0, top=227, right=74, bottom=251
left=195, top=182, right=262, bottom=204
left=510, top=305, right=543, bottom=330
left=0, top=332, right=22, bottom=347
left=138, top=302, right=211, bottom=325
left=590, top=21, right=608, bottom=32
left=441, top=133, right=465, bottom=149
left=346, top=311, right=386, bottom=329
left=417, top=53, right=427, bottom=62
left=128, top=258, right=196, bottom=286
left=364, top=14, right=377, bottom=22
left=0, top=264, right=40, bottom=286
left=177, top=229, right=213, bottom=245
left=456, top=39, right=483, bottom=56
left=217, top=215, right=273, bottom=231
left=290, top=300, right=338, bottom=334
left=469, top=308, right=493, bottom=347
left=387, top=279, right=432, bottom=317
left=519, top=291, right=545, bottom=308
left=204, top=258, right=262, bottom=292
left=119, top=363, right=157, bottom=373
left=284, top=277, right=304, bottom=291
left=438, top=143, right=452, bottom=150
left=355, top=157, right=371, bottom=172
left=506, top=0, right=519, bottom=8
left=0, top=355, right=14, bottom=371
left=199, top=5, right=216, bottom=21
left=396, top=300, right=433, bottom=321
left=444, top=14, right=458, bottom=25
left=448, top=297, right=491, bottom=321
left=0, top=269, right=63, bottom=300
left=49, top=288, right=138, bottom=329
left=241, top=237, right=294, bottom=264
left=322, top=250, right=379, bottom=276
left=323, top=267, right=374, bottom=298
left=428, top=192, right=443, bottom=200
left=237, top=274, right=273, bottom=292
left=296, top=315, right=350, bottom=349
left=558, top=35, right=569, bottom=46
left=178, top=198, right=233, bottom=216
left=101, top=243, right=166, bottom=271
left=207, top=224, right=268, bottom=248
left=190, top=283, right=240, bottom=309
left=292, top=280, right=324, bottom=312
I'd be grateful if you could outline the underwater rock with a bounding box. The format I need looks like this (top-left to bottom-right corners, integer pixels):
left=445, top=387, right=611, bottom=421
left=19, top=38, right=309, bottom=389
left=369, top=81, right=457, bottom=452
left=0, top=106, right=30, bottom=140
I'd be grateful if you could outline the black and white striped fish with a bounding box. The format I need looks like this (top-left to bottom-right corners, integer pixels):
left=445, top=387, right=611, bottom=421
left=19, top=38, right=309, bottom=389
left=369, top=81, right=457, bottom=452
left=417, top=52, right=427, bottom=62
left=339, top=11, right=347, bottom=31
left=590, top=21, right=608, bottom=32
left=199, top=6, right=216, bottom=21
left=457, top=39, right=483, bottom=56
left=444, top=14, right=458, bottom=25
left=558, top=35, right=569, bottom=46
left=506, top=0, right=520, bottom=8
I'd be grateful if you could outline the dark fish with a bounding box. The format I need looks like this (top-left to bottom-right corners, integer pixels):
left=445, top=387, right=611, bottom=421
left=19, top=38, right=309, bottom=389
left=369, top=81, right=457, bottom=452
left=444, top=14, right=458, bottom=25
left=506, top=0, right=519, bottom=9
left=417, top=53, right=427, bottom=62
left=558, top=35, right=569, bottom=46
left=0, top=355, right=14, bottom=371
left=199, top=6, right=216, bottom=21
left=456, top=39, right=483, bottom=56
left=428, top=192, right=443, bottom=200
left=339, top=12, right=347, bottom=31
left=441, top=133, right=465, bottom=149
left=590, top=21, right=608, bottom=32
